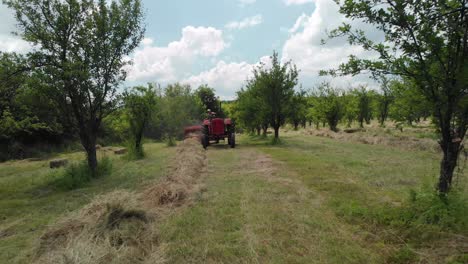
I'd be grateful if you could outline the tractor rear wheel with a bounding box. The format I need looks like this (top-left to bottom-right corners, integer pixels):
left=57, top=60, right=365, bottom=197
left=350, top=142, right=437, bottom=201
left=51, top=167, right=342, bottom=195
left=229, top=133, right=236, bottom=148
left=202, top=126, right=209, bottom=149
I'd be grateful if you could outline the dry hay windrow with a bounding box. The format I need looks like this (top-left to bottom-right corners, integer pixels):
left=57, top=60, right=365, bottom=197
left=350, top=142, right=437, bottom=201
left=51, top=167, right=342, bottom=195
left=304, top=128, right=440, bottom=152
left=34, top=137, right=206, bottom=264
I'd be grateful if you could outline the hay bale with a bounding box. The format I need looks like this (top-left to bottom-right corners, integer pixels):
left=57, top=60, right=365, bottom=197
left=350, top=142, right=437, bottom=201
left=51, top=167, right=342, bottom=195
left=49, top=159, right=68, bottom=168
left=114, top=148, right=127, bottom=155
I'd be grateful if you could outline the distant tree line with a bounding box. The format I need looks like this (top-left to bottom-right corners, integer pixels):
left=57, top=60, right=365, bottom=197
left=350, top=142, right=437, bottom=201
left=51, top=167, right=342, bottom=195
left=233, top=63, right=432, bottom=135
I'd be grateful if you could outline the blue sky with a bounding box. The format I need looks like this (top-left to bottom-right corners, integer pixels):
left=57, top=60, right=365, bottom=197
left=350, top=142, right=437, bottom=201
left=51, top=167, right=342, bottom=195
left=0, top=0, right=381, bottom=99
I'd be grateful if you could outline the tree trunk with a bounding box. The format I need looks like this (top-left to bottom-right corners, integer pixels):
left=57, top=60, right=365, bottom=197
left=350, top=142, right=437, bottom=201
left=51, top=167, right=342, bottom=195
left=262, top=125, right=268, bottom=136
left=438, top=135, right=461, bottom=193
left=256, top=127, right=261, bottom=136
left=274, top=126, right=279, bottom=138
left=294, top=122, right=299, bottom=130
left=81, top=134, right=97, bottom=176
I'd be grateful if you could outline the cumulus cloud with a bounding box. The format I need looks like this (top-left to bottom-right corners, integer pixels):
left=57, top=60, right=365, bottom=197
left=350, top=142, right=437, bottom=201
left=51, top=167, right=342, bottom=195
left=183, top=56, right=271, bottom=100
left=225, top=15, right=263, bottom=30
left=281, top=0, right=383, bottom=88
left=284, top=0, right=314, bottom=5
left=127, top=26, right=227, bottom=83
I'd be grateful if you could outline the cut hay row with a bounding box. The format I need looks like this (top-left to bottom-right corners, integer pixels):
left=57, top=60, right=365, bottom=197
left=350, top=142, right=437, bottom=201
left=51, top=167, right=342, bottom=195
left=34, top=138, right=206, bottom=264
left=304, top=128, right=440, bottom=152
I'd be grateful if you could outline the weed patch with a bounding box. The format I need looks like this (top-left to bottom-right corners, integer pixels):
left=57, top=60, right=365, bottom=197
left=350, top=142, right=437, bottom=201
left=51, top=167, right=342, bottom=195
left=53, top=157, right=113, bottom=190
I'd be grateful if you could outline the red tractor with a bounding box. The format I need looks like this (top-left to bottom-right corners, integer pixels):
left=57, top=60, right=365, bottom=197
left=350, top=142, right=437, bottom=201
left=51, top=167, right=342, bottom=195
left=184, top=112, right=236, bottom=149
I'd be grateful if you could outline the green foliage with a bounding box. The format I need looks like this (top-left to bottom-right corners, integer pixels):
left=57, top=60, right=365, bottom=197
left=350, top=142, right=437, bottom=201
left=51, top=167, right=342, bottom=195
left=234, top=86, right=268, bottom=133
left=375, top=77, right=394, bottom=126
left=335, top=187, right=468, bottom=235
left=158, top=83, right=204, bottom=140
left=196, top=85, right=222, bottom=115
left=341, top=92, right=359, bottom=127
left=311, top=83, right=344, bottom=132
left=351, top=86, right=373, bottom=128
left=0, top=52, right=68, bottom=160
left=235, top=50, right=299, bottom=138
left=4, top=0, right=145, bottom=172
left=123, top=84, right=158, bottom=159
left=389, top=80, right=431, bottom=125
left=55, top=157, right=113, bottom=190
left=287, top=89, right=308, bottom=130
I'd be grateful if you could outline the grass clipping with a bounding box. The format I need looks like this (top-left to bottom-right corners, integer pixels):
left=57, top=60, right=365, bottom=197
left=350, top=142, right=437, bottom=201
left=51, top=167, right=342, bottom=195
left=34, top=138, right=206, bottom=264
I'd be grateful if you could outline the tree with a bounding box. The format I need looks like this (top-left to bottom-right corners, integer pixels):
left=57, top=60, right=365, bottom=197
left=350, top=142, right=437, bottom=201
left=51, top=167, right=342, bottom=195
left=250, top=51, right=299, bottom=139
left=341, top=91, right=359, bottom=128
left=314, top=83, right=344, bottom=132
left=159, top=83, right=204, bottom=143
left=196, top=85, right=222, bottom=115
left=376, top=77, right=394, bottom=127
left=123, top=84, right=157, bottom=159
left=352, top=86, right=373, bottom=128
left=288, top=89, right=308, bottom=130
left=389, top=79, right=431, bottom=126
left=5, top=0, right=145, bottom=174
left=0, top=52, right=70, bottom=160
left=321, top=0, right=468, bottom=193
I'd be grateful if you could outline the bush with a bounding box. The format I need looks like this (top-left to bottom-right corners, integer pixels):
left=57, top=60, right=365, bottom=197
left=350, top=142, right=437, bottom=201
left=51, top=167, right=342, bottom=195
left=165, top=136, right=177, bottom=147
left=126, top=140, right=145, bottom=160
left=403, top=188, right=468, bottom=232
left=55, top=157, right=112, bottom=190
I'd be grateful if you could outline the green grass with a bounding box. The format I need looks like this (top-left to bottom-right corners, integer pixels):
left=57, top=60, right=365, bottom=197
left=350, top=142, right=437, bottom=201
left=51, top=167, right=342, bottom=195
left=0, top=142, right=175, bottom=263
left=159, top=132, right=467, bottom=263
left=1, top=130, right=466, bottom=263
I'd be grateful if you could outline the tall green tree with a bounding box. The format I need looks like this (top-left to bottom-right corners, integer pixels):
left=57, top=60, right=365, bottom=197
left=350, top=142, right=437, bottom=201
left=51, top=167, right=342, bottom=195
left=195, top=85, right=222, bottom=116
left=313, top=83, right=344, bottom=132
left=123, top=84, right=157, bottom=159
left=159, top=83, right=204, bottom=142
left=352, top=86, right=373, bottom=128
left=5, top=0, right=145, bottom=174
left=288, top=89, right=308, bottom=130
left=321, top=0, right=468, bottom=193
left=250, top=51, right=299, bottom=139
left=376, top=77, right=394, bottom=127
left=389, top=79, right=431, bottom=125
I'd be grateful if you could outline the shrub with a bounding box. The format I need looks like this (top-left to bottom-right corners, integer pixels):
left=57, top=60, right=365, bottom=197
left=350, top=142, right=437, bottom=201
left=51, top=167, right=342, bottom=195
left=55, top=157, right=112, bottom=190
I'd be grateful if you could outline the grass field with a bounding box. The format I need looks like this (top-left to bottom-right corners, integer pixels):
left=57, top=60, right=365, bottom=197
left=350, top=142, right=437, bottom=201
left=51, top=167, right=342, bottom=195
left=0, top=131, right=467, bottom=263
left=0, top=143, right=175, bottom=263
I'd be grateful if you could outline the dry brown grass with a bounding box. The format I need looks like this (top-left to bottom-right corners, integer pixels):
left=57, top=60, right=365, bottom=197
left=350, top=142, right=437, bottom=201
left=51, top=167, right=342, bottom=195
left=33, top=138, right=206, bottom=264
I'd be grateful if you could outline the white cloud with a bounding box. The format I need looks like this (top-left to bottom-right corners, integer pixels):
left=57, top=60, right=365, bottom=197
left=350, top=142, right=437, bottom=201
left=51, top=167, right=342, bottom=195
left=284, top=0, right=314, bottom=6
left=183, top=56, right=271, bottom=100
left=238, top=0, right=256, bottom=7
left=141, top=38, right=154, bottom=46
left=0, top=5, right=31, bottom=53
left=281, top=0, right=383, bottom=89
left=226, top=15, right=263, bottom=30
left=127, top=26, right=227, bottom=83
left=0, top=36, right=31, bottom=53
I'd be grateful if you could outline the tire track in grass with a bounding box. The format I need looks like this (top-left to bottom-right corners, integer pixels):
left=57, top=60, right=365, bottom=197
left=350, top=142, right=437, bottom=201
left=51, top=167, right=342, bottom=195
left=160, top=144, right=386, bottom=263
